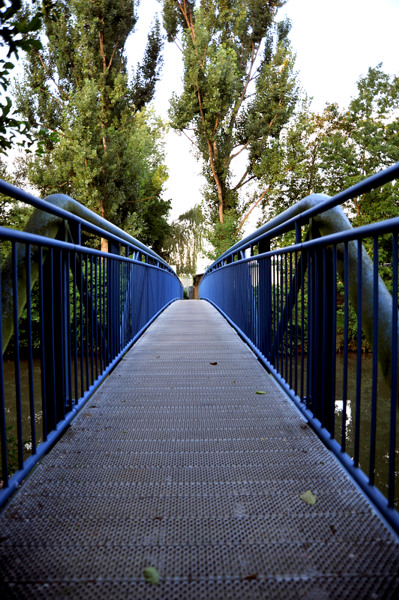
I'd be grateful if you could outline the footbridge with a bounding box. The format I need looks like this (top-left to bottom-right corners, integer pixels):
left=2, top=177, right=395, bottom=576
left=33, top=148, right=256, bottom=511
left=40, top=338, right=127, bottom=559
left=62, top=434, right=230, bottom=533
left=0, top=164, right=398, bottom=598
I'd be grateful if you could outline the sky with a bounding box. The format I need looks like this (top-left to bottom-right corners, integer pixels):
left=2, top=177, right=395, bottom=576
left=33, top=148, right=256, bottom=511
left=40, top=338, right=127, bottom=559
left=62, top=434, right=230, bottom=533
left=130, top=0, right=399, bottom=224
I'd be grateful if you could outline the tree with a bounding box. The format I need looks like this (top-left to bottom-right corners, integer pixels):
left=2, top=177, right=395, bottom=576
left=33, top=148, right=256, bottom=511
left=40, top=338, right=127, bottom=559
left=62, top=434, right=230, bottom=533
left=0, top=0, right=42, bottom=152
left=165, top=204, right=204, bottom=275
left=255, top=64, right=399, bottom=226
left=13, top=0, right=170, bottom=251
left=161, top=0, right=298, bottom=257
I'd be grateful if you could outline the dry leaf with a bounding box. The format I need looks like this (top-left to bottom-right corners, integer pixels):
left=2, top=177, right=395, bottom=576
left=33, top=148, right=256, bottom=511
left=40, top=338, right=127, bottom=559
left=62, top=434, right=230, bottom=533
left=300, top=490, right=317, bottom=505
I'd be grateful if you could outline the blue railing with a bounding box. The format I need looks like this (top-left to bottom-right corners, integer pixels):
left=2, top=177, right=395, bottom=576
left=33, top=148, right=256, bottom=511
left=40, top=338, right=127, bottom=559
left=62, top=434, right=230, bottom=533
left=200, top=163, right=399, bottom=534
left=0, top=182, right=182, bottom=507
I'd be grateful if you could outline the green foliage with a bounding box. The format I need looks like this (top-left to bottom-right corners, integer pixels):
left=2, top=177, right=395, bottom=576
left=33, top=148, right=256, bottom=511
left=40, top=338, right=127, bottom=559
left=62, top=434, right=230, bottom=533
left=13, top=0, right=170, bottom=250
left=257, top=65, right=399, bottom=225
left=161, top=0, right=298, bottom=256
left=206, top=208, right=241, bottom=259
left=0, top=157, right=32, bottom=261
left=0, top=0, right=43, bottom=152
left=165, top=204, right=204, bottom=274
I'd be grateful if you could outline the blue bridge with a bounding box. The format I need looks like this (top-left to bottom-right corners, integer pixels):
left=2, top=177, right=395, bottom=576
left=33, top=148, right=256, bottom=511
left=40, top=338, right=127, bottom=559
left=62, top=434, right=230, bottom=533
left=0, top=165, right=398, bottom=598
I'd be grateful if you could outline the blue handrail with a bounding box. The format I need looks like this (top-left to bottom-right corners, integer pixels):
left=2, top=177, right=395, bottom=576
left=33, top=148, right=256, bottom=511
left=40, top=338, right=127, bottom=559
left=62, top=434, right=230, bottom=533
left=200, top=163, right=399, bottom=534
left=0, top=183, right=182, bottom=506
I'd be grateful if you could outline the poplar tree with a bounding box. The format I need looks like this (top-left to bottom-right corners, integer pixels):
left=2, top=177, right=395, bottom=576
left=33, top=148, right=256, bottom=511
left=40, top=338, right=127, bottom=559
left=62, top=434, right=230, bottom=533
left=14, top=0, right=170, bottom=252
left=161, top=0, right=298, bottom=256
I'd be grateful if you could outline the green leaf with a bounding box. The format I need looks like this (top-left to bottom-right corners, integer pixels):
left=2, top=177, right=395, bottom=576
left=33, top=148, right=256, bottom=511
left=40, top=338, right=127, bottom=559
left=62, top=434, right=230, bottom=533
left=300, top=490, right=317, bottom=505
left=255, top=390, right=266, bottom=395
left=144, top=567, right=160, bottom=585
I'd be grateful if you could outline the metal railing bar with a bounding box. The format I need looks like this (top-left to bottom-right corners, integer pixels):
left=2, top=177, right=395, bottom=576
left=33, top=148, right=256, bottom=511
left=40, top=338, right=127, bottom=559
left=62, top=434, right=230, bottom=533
left=26, top=244, right=37, bottom=455
left=342, top=242, right=349, bottom=452
left=389, top=233, right=398, bottom=507
left=208, top=162, right=399, bottom=265
left=354, top=240, right=363, bottom=469
left=369, top=238, right=380, bottom=486
left=12, top=242, right=23, bottom=471
left=67, top=253, right=72, bottom=410
left=205, top=217, right=399, bottom=274
left=0, top=256, right=8, bottom=487
left=330, top=246, right=337, bottom=438
left=72, top=253, right=79, bottom=404
left=0, top=181, right=172, bottom=270
left=38, top=247, right=47, bottom=441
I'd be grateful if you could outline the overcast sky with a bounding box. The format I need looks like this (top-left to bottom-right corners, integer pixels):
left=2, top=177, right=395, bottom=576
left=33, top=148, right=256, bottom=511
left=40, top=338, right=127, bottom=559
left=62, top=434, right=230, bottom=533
left=130, top=0, right=399, bottom=224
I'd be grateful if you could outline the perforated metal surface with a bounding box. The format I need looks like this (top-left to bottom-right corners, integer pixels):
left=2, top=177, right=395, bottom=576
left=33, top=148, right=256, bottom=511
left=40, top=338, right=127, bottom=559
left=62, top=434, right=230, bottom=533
left=0, top=300, right=398, bottom=599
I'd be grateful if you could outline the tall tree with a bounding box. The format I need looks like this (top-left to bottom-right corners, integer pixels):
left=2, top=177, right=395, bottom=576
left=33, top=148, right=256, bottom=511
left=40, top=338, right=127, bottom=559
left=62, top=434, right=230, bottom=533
left=14, top=0, right=169, bottom=251
left=162, top=0, right=298, bottom=256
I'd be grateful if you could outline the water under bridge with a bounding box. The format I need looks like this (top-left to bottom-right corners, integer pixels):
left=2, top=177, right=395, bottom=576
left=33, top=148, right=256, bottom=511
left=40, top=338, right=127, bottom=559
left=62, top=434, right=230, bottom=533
left=0, top=165, right=398, bottom=598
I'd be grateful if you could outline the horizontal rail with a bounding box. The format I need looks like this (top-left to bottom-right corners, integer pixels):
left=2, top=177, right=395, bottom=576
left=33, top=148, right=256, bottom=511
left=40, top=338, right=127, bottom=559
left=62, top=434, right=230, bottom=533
left=212, top=161, right=399, bottom=265
left=0, top=181, right=169, bottom=266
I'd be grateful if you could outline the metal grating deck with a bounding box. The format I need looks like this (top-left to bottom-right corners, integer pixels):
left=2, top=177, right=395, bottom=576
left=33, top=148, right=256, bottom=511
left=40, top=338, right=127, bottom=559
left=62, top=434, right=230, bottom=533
left=0, top=300, right=398, bottom=599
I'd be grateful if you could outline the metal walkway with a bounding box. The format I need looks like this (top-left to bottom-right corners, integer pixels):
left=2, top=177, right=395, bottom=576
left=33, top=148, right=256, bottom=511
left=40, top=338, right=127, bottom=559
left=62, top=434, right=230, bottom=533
left=0, top=300, right=398, bottom=599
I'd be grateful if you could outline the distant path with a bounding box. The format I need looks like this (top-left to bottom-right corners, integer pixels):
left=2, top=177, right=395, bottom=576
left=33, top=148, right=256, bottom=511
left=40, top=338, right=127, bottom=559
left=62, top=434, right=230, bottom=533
left=0, top=300, right=398, bottom=599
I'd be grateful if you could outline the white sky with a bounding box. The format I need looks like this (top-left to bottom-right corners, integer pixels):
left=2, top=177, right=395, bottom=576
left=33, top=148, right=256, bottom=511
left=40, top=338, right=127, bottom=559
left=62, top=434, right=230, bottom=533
left=130, top=0, right=399, bottom=224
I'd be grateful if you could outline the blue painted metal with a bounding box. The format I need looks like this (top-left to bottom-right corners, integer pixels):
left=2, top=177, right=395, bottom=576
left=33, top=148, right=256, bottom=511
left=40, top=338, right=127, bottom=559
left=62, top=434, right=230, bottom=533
left=200, top=163, right=399, bottom=534
left=0, top=183, right=182, bottom=507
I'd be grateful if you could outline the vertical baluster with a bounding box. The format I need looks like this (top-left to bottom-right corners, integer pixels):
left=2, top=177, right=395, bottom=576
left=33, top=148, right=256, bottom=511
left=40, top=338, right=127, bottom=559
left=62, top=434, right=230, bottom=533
left=72, top=252, right=78, bottom=403
left=26, top=244, right=36, bottom=455
left=330, top=245, right=337, bottom=439
left=0, top=246, right=9, bottom=486
left=39, top=247, right=47, bottom=440
left=94, top=255, right=99, bottom=381
left=66, top=252, right=72, bottom=410
left=85, top=254, right=89, bottom=389
left=300, top=250, right=306, bottom=403
left=306, top=249, right=313, bottom=411
left=12, top=242, right=23, bottom=470
left=369, top=237, right=379, bottom=486
left=90, top=255, right=94, bottom=386
left=341, top=242, right=349, bottom=451
left=388, top=232, right=397, bottom=507
left=294, top=250, right=299, bottom=395
left=354, top=239, right=363, bottom=468
left=80, top=251, right=84, bottom=398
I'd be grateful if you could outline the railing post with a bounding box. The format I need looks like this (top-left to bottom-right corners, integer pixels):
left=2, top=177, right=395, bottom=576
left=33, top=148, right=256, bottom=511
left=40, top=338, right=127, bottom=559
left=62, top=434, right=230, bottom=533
left=42, top=223, right=71, bottom=431
left=258, top=239, right=272, bottom=358
left=308, top=222, right=335, bottom=432
left=108, top=240, right=121, bottom=356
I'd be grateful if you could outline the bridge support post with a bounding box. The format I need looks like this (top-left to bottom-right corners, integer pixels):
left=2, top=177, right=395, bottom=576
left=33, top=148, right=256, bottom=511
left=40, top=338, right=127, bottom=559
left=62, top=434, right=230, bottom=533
left=258, top=239, right=272, bottom=358
left=107, top=241, right=121, bottom=359
left=308, top=223, right=336, bottom=433
left=42, top=223, right=71, bottom=433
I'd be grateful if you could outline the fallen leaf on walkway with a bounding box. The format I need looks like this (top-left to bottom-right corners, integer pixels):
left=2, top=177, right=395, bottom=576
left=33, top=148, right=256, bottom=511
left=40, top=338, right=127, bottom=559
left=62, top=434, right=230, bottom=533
left=256, top=391, right=266, bottom=395
left=300, top=490, right=317, bottom=505
left=144, top=567, right=160, bottom=585
left=210, top=361, right=218, bottom=365
left=243, top=573, right=258, bottom=580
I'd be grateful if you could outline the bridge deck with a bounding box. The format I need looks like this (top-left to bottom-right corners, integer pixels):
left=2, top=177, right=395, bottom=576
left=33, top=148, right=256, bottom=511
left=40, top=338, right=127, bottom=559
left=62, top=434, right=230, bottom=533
left=0, top=300, right=398, bottom=599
